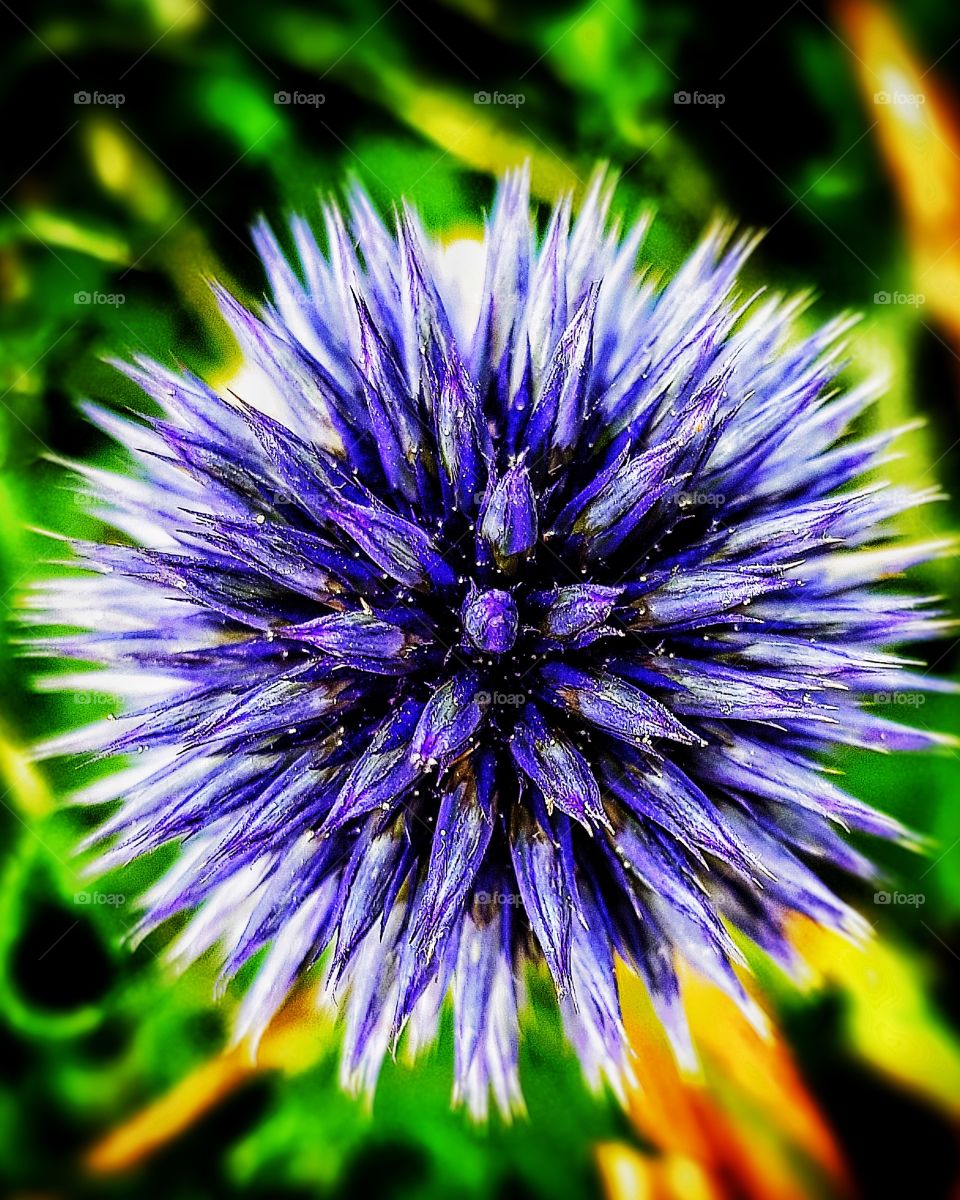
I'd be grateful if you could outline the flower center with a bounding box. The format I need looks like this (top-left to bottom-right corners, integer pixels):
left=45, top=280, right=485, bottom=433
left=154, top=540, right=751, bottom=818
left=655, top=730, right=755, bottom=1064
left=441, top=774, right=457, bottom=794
left=461, top=587, right=518, bottom=655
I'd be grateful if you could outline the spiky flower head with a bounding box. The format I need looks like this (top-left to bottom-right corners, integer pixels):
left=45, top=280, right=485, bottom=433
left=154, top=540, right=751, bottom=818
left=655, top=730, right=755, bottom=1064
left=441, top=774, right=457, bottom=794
left=32, top=167, right=950, bottom=1118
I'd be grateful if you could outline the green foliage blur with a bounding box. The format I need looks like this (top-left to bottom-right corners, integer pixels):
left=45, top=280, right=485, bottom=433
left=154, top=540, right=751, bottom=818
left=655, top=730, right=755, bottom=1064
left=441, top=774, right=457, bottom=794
left=1, top=1, right=958, bottom=1197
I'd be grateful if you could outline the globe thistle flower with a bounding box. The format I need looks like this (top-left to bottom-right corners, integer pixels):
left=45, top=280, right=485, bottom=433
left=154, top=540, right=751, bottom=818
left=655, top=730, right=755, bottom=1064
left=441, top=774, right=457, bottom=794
left=31, top=167, right=951, bottom=1119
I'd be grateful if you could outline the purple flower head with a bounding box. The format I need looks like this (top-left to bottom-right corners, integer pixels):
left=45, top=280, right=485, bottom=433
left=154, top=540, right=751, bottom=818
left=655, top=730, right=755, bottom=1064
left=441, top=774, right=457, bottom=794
left=31, top=166, right=953, bottom=1118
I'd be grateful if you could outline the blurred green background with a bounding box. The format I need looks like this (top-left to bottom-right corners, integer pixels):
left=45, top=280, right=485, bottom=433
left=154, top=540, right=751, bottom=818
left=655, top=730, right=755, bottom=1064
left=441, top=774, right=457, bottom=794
left=1, top=1, right=959, bottom=1197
